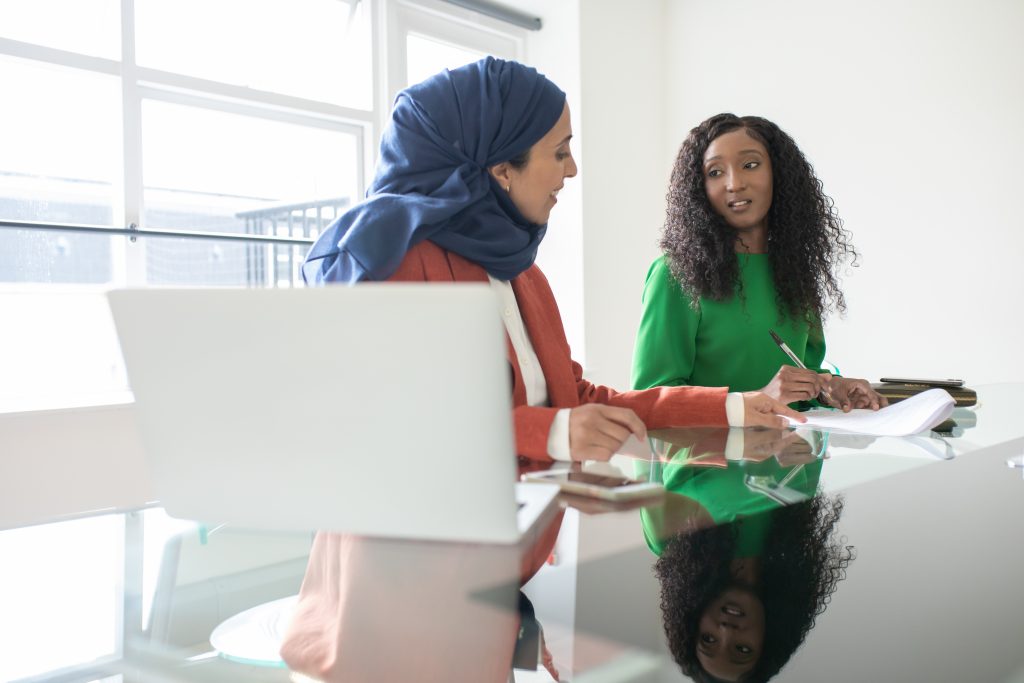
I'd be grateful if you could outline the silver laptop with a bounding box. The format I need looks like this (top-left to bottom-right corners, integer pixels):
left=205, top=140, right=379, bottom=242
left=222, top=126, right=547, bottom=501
left=107, top=285, right=558, bottom=544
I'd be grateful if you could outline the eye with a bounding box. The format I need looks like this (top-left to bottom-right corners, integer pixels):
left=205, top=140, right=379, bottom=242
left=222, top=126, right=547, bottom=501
left=744, top=161, right=760, bottom=170
left=736, top=644, right=753, bottom=655
left=556, top=151, right=570, bottom=161
left=701, top=633, right=716, bottom=644
left=706, top=169, right=722, bottom=178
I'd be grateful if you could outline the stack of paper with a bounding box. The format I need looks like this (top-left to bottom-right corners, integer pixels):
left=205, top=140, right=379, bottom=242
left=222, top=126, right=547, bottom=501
left=786, top=388, right=956, bottom=437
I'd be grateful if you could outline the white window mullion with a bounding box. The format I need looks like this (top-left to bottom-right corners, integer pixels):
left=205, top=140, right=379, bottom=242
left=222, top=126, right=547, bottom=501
left=119, top=0, right=146, bottom=287
left=368, top=0, right=390, bottom=194
left=382, top=0, right=409, bottom=111
left=0, top=36, right=120, bottom=75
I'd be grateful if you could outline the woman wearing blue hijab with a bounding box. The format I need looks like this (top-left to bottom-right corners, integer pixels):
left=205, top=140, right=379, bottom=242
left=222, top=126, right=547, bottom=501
left=302, top=57, right=802, bottom=463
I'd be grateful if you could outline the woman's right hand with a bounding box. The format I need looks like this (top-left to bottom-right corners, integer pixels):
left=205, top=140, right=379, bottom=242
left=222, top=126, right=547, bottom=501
left=741, top=391, right=806, bottom=429
left=759, top=365, right=833, bottom=404
left=741, top=428, right=806, bottom=462
left=568, top=404, right=646, bottom=462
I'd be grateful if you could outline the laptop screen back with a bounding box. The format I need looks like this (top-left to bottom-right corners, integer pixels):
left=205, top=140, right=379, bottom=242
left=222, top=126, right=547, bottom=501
left=108, top=284, right=522, bottom=543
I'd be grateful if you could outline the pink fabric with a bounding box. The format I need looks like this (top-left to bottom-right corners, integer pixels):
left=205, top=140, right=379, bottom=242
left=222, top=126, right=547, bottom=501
left=280, top=533, right=517, bottom=681
left=280, top=511, right=564, bottom=682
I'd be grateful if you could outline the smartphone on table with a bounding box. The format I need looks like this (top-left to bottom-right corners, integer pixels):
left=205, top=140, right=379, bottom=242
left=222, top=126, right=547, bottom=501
left=521, top=468, right=664, bottom=502
left=878, top=377, right=965, bottom=387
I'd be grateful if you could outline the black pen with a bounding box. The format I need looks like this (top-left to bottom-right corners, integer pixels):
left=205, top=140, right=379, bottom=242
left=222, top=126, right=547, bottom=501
left=768, top=329, right=835, bottom=406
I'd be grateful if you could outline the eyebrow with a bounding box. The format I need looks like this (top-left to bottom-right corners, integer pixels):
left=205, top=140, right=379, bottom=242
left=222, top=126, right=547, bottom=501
left=556, top=135, right=573, bottom=146
left=704, top=149, right=764, bottom=163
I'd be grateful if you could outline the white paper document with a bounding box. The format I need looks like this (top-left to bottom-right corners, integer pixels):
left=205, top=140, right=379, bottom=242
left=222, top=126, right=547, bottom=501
left=786, top=388, right=956, bottom=437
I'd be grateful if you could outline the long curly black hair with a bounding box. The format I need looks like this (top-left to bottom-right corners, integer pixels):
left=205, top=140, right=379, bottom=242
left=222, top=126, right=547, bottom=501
left=654, top=495, right=853, bottom=682
left=662, top=113, right=856, bottom=323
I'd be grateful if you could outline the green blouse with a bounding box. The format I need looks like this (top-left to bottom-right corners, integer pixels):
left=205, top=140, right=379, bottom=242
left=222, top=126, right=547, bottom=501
left=639, top=456, right=823, bottom=557
left=631, top=254, right=827, bottom=393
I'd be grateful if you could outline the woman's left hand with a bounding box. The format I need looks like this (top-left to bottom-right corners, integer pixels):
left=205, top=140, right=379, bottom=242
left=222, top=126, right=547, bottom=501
left=825, top=377, right=888, bottom=412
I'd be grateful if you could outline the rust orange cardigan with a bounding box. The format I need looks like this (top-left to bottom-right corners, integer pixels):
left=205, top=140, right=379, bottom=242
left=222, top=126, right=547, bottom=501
left=389, top=241, right=729, bottom=461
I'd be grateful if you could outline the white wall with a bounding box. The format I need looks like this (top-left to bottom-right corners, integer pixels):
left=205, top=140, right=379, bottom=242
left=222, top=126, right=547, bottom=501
left=577, top=0, right=668, bottom=388
left=523, top=0, right=1024, bottom=388
left=663, top=0, right=1024, bottom=385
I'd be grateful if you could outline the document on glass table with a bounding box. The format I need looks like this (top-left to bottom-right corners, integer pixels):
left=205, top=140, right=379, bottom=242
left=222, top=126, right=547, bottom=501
left=786, top=387, right=956, bottom=437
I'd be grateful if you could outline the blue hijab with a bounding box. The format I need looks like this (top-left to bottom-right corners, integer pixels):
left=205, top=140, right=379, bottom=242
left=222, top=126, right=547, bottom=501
left=301, top=57, right=566, bottom=284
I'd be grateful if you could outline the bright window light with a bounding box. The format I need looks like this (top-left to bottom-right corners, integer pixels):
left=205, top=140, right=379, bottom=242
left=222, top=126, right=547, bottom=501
left=0, top=0, right=120, bottom=59
left=0, top=515, right=124, bottom=681
left=135, top=0, right=373, bottom=109
left=406, top=33, right=486, bottom=87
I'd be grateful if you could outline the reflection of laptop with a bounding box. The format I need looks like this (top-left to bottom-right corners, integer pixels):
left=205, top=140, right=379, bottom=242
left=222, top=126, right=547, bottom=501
left=108, top=285, right=557, bottom=544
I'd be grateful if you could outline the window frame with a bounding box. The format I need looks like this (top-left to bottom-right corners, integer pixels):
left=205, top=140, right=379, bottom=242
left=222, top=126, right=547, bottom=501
left=0, top=0, right=527, bottom=290
left=2, top=5, right=530, bottom=678
left=385, top=0, right=524, bottom=106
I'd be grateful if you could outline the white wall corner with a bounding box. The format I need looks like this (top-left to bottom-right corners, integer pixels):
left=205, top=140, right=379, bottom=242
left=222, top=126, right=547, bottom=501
left=578, top=0, right=668, bottom=389
left=662, top=0, right=1024, bottom=384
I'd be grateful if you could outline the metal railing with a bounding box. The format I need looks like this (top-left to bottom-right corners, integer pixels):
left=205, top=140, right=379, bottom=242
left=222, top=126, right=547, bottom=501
left=235, top=197, right=348, bottom=286
left=1, top=195, right=348, bottom=288
left=0, top=219, right=317, bottom=246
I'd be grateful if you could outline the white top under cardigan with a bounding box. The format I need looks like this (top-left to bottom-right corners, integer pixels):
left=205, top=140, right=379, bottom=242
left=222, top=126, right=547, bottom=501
left=487, top=276, right=744, bottom=461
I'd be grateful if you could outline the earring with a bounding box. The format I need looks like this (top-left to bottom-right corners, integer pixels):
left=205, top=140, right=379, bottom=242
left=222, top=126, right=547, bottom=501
left=505, top=184, right=511, bottom=193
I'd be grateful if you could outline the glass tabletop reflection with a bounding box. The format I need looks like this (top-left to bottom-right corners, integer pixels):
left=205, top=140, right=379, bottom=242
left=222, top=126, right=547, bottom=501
left=7, top=383, right=1024, bottom=683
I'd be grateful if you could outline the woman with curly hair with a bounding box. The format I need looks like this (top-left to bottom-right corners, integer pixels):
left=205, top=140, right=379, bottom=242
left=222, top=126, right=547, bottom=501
left=638, top=428, right=851, bottom=681
left=631, top=113, right=883, bottom=411
left=653, top=492, right=853, bottom=682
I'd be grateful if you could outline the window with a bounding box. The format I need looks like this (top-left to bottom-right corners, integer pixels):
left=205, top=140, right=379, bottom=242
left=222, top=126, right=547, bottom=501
left=0, top=514, right=125, bottom=681
left=1, top=0, right=526, bottom=408
left=386, top=0, right=521, bottom=105
left=0, top=56, right=121, bottom=283
left=0, top=1, right=354, bottom=407
left=134, top=0, right=373, bottom=109
left=139, top=100, right=358, bottom=287
left=0, top=1, right=372, bottom=291
left=406, top=32, right=488, bottom=86
left=1, top=2, right=528, bottom=679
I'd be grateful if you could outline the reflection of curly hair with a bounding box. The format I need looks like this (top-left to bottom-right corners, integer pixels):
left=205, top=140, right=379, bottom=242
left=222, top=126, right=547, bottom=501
left=654, top=495, right=853, bottom=682
left=661, top=113, right=856, bottom=322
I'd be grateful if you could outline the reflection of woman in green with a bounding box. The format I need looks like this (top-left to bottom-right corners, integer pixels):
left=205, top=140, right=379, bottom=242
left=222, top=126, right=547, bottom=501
left=640, top=430, right=852, bottom=682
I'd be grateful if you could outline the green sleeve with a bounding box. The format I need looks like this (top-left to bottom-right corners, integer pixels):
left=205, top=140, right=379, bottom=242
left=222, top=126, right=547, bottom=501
left=631, top=257, right=700, bottom=390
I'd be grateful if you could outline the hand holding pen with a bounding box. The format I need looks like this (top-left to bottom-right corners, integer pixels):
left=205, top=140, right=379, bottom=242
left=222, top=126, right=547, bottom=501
left=766, top=330, right=839, bottom=408
left=766, top=329, right=886, bottom=411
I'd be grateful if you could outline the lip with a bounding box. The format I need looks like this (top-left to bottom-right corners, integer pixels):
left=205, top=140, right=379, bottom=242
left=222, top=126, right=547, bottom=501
left=727, top=199, right=752, bottom=211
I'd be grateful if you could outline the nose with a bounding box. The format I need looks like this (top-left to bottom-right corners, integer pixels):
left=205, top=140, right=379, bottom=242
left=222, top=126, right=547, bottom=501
left=564, top=153, right=578, bottom=179
left=725, top=168, right=745, bottom=192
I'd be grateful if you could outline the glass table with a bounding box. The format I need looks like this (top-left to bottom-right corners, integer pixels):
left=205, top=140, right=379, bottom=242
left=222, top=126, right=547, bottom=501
left=5, top=383, right=1024, bottom=682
